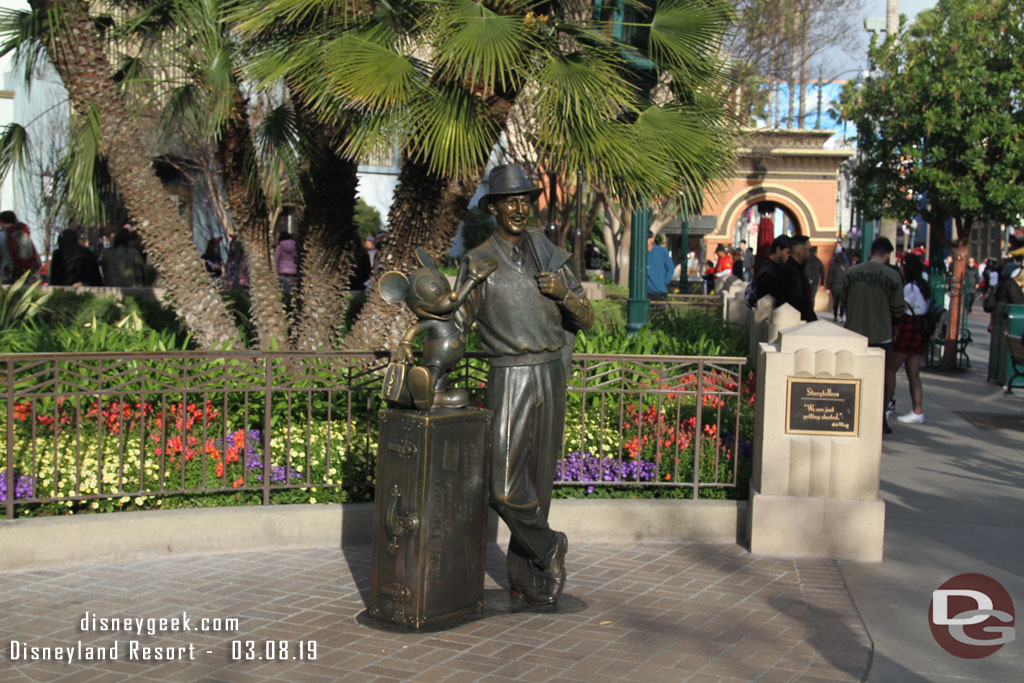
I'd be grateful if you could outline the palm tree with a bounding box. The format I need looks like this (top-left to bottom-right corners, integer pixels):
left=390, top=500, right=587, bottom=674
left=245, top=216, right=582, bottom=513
left=2, top=0, right=359, bottom=350
left=10, top=0, right=240, bottom=349
left=239, top=0, right=737, bottom=350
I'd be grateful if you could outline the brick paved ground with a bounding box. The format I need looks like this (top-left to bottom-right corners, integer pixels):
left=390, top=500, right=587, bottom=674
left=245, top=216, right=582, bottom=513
left=0, top=542, right=870, bottom=682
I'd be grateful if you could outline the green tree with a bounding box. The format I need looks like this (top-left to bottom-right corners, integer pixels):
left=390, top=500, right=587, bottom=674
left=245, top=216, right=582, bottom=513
left=354, top=198, right=383, bottom=239
left=838, top=0, right=1024, bottom=366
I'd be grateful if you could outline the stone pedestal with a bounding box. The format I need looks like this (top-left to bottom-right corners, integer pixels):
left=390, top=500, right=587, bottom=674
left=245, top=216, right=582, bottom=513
left=748, top=321, right=885, bottom=561
left=722, top=277, right=750, bottom=328
left=767, top=303, right=803, bottom=344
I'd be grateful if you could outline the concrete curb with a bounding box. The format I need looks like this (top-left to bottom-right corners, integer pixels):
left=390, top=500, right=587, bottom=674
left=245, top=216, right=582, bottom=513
left=1, top=498, right=746, bottom=572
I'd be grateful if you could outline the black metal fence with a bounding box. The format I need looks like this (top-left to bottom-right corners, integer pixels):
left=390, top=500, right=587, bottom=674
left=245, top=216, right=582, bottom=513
left=2, top=351, right=746, bottom=518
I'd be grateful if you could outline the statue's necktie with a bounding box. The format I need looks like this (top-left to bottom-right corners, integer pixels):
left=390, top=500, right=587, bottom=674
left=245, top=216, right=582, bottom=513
left=510, top=244, right=524, bottom=268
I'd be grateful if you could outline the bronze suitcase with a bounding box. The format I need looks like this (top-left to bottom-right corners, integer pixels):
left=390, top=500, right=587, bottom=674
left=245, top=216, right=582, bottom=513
left=370, top=408, right=491, bottom=628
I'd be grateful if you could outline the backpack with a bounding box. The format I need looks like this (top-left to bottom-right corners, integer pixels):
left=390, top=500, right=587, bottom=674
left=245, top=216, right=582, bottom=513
left=744, top=279, right=758, bottom=308
left=11, top=229, right=34, bottom=259
left=920, top=300, right=946, bottom=340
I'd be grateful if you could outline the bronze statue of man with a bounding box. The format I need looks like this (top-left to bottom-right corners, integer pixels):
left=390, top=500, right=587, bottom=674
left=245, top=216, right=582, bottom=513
left=457, top=163, right=594, bottom=606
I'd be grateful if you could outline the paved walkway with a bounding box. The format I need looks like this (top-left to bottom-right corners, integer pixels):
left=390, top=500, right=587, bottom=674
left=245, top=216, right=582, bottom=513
left=840, top=309, right=1024, bottom=682
left=1, top=310, right=1022, bottom=682
left=0, top=542, right=869, bottom=682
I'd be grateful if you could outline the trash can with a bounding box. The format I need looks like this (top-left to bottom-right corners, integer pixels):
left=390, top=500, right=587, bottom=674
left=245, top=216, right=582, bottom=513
left=988, top=303, right=1024, bottom=386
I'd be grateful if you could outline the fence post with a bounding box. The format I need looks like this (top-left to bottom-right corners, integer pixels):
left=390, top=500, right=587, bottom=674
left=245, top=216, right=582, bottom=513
left=263, top=355, right=272, bottom=506
left=5, top=358, right=13, bottom=519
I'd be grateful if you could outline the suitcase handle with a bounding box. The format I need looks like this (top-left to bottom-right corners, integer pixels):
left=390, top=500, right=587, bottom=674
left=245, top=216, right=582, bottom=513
left=385, top=484, right=419, bottom=554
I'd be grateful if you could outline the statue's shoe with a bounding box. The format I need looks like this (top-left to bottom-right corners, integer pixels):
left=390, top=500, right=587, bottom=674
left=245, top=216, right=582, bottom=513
left=408, top=366, right=435, bottom=411
left=510, top=585, right=557, bottom=607
left=433, top=388, right=469, bottom=408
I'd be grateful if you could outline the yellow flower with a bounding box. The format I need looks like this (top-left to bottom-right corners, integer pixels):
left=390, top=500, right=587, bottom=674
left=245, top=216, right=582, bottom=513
left=308, top=498, right=317, bottom=504
left=90, top=501, right=99, bottom=510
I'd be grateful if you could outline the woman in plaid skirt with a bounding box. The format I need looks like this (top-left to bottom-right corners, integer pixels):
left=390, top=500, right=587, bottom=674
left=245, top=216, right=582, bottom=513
left=886, top=253, right=931, bottom=424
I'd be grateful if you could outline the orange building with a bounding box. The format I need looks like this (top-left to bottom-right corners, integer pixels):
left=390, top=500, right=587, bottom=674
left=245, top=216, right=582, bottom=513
left=665, top=129, right=854, bottom=280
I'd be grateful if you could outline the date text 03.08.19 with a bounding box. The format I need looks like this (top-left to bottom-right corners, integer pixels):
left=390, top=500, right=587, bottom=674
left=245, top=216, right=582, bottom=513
left=230, top=640, right=317, bottom=661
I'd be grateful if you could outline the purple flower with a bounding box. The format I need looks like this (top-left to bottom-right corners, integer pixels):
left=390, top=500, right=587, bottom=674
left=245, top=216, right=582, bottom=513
left=219, top=429, right=302, bottom=483
left=556, top=452, right=657, bottom=493
left=0, top=469, right=34, bottom=502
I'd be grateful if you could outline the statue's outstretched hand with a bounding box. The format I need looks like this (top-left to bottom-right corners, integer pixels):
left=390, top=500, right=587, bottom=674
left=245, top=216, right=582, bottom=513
left=535, top=272, right=568, bottom=300
left=466, top=255, right=498, bottom=282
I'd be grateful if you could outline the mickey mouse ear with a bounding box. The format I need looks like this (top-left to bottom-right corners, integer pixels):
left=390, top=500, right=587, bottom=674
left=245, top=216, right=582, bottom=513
left=378, top=271, right=411, bottom=302
left=416, top=248, right=436, bottom=270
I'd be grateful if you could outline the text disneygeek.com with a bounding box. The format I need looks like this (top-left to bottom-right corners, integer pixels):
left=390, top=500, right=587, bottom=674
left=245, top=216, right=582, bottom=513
left=4, top=612, right=316, bottom=663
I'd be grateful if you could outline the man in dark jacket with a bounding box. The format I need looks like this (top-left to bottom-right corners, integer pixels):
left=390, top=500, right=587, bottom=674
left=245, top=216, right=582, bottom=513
left=804, top=245, right=825, bottom=293
left=781, top=235, right=816, bottom=321
left=753, top=235, right=790, bottom=307
left=827, top=251, right=853, bottom=322
left=50, top=228, right=102, bottom=287
left=964, top=257, right=980, bottom=313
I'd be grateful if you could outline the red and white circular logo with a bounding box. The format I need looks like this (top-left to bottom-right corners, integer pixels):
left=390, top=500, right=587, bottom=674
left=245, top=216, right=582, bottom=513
left=929, top=573, right=1015, bottom=659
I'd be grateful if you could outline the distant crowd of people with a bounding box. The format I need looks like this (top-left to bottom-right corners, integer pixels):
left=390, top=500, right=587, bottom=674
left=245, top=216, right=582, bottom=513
left=202, top=231, right=379, bottom=293
left=0, top=212, right=153, bottom=288
left=748, top=233, right=1024, bottom=433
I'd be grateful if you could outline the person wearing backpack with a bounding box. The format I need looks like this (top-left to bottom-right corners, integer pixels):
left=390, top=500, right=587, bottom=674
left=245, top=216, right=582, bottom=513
left=0, top=211, right=41, bottom=283
left=886, top=253, right=931, bottom=425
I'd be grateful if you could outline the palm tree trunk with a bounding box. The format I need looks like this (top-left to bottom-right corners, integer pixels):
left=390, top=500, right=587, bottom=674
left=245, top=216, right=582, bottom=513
left=341, top=159, right=475, bottom=351
left=293, top=227, right=353, bottom=350
left=30, top=0, right=237, bottom=349
left=291, top=118, right=360, bottom=350
left=219, top=86, right=291, bottom=350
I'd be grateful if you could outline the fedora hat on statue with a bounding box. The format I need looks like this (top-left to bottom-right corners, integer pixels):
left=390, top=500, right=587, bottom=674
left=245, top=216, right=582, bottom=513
left=479, top=163, right=543, bottom=210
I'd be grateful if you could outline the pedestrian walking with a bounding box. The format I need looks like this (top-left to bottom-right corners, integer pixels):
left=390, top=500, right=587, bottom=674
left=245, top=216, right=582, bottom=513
left=100, top=227, right=147, bottom=287
left=646, top=231, right=674, bottom=301
left=886, top=253, right=931, bottom=425
left=50, top=228, right=102, bottom=287
left=752, top=235, right=790, bottom=307
left=780, top=235, right=816, bottom=321
left=827, top=250, right=852, bottom=323
left=274, top=232, right=298, bottom=292
left=843, top=237, right=905, bottom=434
left=1, top=211, right=41, bottom=283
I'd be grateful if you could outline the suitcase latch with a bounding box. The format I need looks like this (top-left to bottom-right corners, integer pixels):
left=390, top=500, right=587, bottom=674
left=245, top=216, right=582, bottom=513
left=385, top=484, right=420, bottom=554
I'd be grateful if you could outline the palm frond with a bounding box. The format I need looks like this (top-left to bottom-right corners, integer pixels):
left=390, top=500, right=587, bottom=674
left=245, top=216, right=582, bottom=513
left=0, top=7, right=56, bottom=90
left=0, top=123, right=31, bottom=182
left=204, top=46, right=236, bottom=133
left=407, top=84, right=497, bottom=177
left=432, top=0, right=532, bottom=95
left=342, top=109, right=409, bottom=165
left=232, top=0, right=367, bottom=37
left=647, top=0, right=731, bottom=80
left=530, top=51, right=637, bottom=131
left=324, top=30, right=424, bottom=112
left=256, top=102, right=303, bottom=208
left=60, top=107, right=110, bottom=224
left=161, top=83, right=205, bottom=141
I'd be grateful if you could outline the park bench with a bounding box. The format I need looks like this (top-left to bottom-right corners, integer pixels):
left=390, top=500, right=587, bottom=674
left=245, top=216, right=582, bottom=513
left=1006, top=332, right=1024, bottom=394
left=928, top=317, right=971, bottom=369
